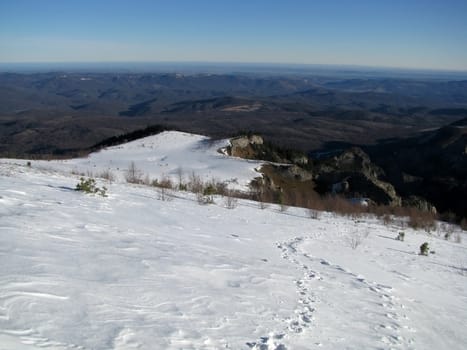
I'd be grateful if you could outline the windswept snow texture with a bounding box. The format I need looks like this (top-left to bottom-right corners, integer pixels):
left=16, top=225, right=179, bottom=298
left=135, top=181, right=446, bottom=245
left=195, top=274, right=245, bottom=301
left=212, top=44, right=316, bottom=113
left=21, top=131, right=264, bottom=191
left=1, top=160, right=467, bottom=349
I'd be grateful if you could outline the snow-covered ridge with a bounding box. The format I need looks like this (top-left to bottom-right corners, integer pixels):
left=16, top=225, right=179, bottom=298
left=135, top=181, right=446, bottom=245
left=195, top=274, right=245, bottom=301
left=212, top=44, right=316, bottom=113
left=1, top=139, right=467, bottom=350
left=2, top=131, right=264, bottom=191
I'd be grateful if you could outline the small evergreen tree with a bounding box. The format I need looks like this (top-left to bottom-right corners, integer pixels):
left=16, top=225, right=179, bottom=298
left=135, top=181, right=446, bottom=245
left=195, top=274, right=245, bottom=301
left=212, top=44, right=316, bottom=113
left=396, top=232, right=405, bottom=241
left=419, top=242, right=429, bottom=256
left=75, top=177, right=107, bottom=197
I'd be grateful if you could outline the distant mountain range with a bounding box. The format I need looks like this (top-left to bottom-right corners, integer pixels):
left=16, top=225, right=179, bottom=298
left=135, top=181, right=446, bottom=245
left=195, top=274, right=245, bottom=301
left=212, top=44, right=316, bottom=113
left=1, top=72, right=466, bottom=157
left=1, top=68, right=465, bottom=218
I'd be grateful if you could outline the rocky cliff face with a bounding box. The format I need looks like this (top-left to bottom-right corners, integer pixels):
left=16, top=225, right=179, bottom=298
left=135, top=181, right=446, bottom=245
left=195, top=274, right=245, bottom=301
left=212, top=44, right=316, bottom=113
left=313, top=147, right=401, bottom=206
left=227, top=134, right=403, bottom=207
left=227, top=132, right=465, bottom=216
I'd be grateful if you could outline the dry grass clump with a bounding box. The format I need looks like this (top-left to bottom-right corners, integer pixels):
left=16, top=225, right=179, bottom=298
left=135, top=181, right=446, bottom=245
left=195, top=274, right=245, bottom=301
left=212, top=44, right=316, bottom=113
left=405, top=208, right=437, bottom=231
left=319, top=195, right=366, bottom=217
left=370, top=204, right=437, bottom=230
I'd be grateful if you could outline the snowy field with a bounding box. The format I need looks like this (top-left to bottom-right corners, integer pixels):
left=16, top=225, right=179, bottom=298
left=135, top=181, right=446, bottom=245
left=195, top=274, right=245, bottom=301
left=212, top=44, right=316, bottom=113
left=1, top=133, right=467, bottom=350
left=9, top=131, right=264, bottom=191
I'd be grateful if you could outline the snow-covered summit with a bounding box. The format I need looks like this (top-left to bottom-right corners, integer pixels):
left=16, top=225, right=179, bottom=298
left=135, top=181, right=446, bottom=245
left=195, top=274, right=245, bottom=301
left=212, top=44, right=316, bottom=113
left=8, top=131, right=264, bottom=191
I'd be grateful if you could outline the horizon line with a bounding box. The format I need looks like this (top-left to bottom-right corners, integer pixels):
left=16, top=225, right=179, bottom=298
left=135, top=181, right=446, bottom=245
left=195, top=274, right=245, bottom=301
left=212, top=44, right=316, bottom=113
left=1, top=60, right=467, bottom=75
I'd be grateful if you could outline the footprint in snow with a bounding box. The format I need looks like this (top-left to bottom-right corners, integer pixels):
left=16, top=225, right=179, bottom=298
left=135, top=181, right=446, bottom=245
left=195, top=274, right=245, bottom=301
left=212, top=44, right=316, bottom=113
left=246, top=333, right=287, bottom=350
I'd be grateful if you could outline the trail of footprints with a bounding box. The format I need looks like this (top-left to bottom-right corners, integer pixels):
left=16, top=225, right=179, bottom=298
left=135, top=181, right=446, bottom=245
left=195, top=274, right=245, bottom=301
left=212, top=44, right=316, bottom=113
left=268, top=236, right=415, bottom=349
left=277, top=238, right=318, bottom=336
left=245, top=238, right=317, bottom=350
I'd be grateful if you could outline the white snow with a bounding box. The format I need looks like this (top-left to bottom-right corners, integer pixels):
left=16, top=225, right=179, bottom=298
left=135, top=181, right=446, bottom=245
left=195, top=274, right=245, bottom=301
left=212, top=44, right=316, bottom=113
left=1, top=133, right=466, bottom=350
left=9, top=131, right=264, bottom=191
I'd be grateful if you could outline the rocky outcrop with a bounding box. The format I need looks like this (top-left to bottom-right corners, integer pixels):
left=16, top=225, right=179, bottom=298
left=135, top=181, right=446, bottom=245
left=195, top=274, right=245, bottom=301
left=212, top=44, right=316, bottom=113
left=227, top=134, right=312, bottom=166
left=315, top=147, right=383, bottom=178
left=228, top=135, right=264, bottom=159
left=277, top=164, right=313, bottom=181
left=253, top=164, right=313, bottom=189
left=251, top=163, right=317, bottom=207
left=251, top=147, right=401, bottom=208
left=313, top=147, right=401, bottom=206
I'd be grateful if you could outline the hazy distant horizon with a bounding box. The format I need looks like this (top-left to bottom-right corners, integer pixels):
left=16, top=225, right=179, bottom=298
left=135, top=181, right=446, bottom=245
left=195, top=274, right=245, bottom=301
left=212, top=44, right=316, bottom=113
left=1, top=61, right=467, bottom=80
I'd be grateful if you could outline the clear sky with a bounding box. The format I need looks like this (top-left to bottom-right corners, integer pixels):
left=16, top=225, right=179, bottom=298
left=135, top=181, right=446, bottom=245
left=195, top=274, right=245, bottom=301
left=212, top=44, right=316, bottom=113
left=1, top=0, right=466, bottom=71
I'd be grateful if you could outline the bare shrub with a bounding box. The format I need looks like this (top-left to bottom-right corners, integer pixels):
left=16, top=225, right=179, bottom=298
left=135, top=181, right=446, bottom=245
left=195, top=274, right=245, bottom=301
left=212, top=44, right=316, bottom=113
left=370, top=205, right=437, bottom=232
left=305, top=194, right=326, bottom=212
left=125, top=161, right=143, bottom=184
left=188, top=172, right=204, bottom=194
left=321, top=195, right=365, bottom=217
left=150, top=176, right=174, bottom=201
left=142, top=174, right=152, bottom=186
left=309, top=209, right=320, bottom=219
left=71, top=168, right=85, bottom=176
left=99, top=169, right=115, bottom=183
left=279, top=202, right=289, bottom=212
left=152, top=176, right=173, bottom=189
left=254, top=188, right=272, bottom=209
left=274, top=191, right=288, bottom=212
left=157, top=186, right=173, bottom=201
left=216, top=181, right=229, bottom=196
left=443, top=224, right=455, bottom=240
left=371, top=205, right=393, bottom=219
left=455, top=232, right=462, bottom=244
left=382, top=214, right=393, bottom=226
left=224, top=191, right=238, bottom=209
left=293, top=191, right=313, bottom=209
left=176, top=167, right=186, bottom=190
left=347, top=230, right=369, bottom=249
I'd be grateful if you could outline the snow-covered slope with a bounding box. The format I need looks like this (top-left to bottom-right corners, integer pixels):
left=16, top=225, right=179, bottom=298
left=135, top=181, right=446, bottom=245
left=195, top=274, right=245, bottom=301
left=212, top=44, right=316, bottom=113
left=9, top=131, right=263, bottom=191
left=1, top=137, right=467, bottom=350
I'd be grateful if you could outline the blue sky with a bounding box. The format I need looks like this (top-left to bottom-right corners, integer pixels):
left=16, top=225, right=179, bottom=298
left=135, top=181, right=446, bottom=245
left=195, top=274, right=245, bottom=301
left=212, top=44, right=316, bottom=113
left=1, top=0, right=466, bottom=70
